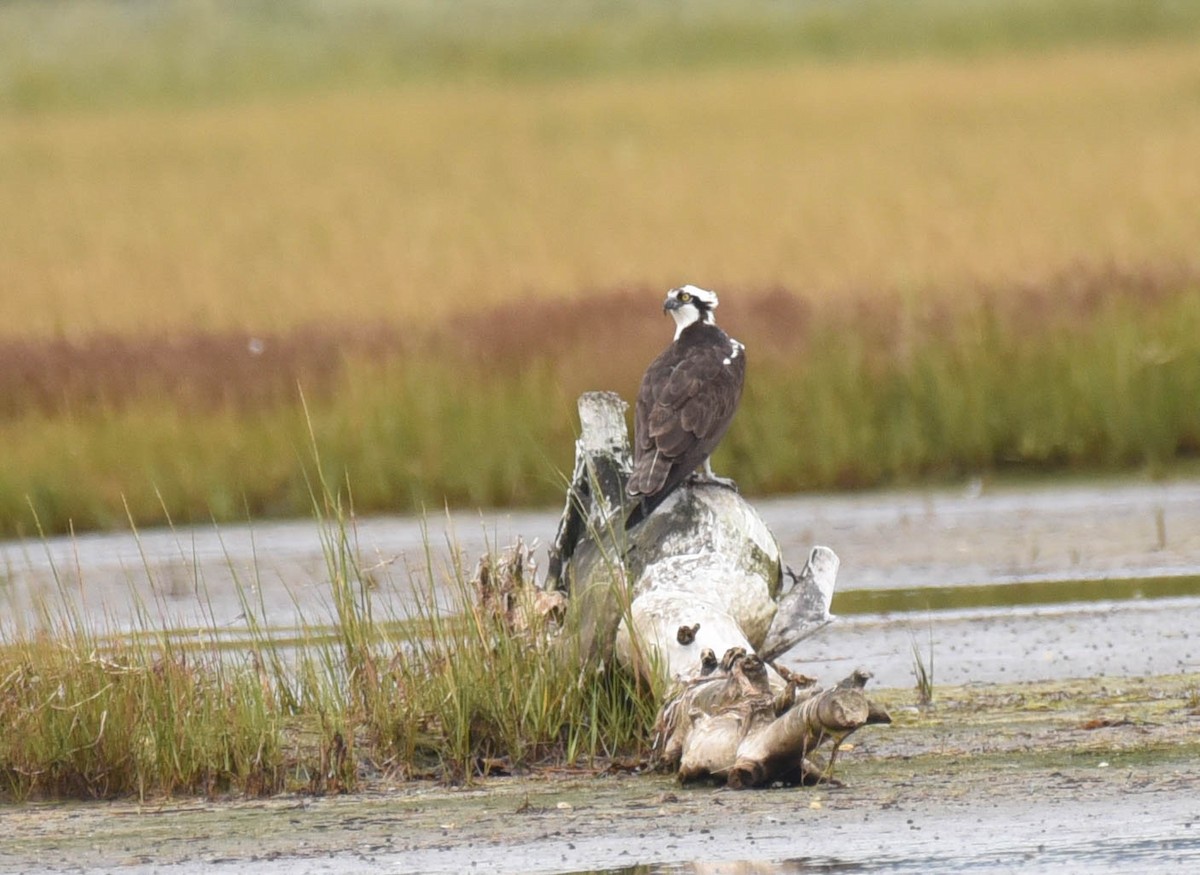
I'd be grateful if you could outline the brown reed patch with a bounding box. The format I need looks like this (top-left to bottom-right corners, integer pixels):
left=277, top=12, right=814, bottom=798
left=442, top=261, right=1200, bottom=389
left=2, top=262, right=1195, bottom=421
left=0, top=324, right=407, bottom=419
left=792, top=260, right=1200, bottom=372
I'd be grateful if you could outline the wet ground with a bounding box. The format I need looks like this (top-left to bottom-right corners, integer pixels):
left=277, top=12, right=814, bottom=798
left=3, top=476, right=1200, bottom=873
left=3, top=674, right=1199, bottom=874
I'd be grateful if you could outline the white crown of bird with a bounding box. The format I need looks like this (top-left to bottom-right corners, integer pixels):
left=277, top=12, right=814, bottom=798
left=670, top=285, right=719, bottom=308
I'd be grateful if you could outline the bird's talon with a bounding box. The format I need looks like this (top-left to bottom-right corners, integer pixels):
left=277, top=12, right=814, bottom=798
left=691, top=473, right=739, bottom=493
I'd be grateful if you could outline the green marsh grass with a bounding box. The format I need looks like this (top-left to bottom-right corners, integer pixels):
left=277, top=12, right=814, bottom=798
left=0, top=473, right=659, bottom=800
left=911, top=628, right=935, bottom=709
left=4, top=0, right=1199, bottom=114
left=4, top=272, right=1200, bottom=537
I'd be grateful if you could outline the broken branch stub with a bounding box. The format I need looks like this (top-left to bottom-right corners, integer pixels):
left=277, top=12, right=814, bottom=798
left=545, top=391, right=630, bottom=593
left=759, top=546, right=839, bottom=663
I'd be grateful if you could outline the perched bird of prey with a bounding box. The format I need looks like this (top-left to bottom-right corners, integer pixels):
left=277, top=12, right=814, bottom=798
left=625, top=285, right=745, bottom=529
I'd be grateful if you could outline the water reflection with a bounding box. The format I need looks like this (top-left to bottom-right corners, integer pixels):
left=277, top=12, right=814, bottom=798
left=832, top=574, right=1200, bottom=615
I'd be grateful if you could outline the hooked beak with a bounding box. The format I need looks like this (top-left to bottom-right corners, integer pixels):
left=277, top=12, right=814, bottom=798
left=663, top=296, right=681, bottom=314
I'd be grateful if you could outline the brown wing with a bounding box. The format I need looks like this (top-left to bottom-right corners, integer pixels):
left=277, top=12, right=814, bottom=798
left=627, top=329, right=744, bottom=503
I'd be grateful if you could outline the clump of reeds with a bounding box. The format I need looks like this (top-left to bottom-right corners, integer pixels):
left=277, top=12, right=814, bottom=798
left=0, top=468, right=658, bottom=801
left=0, top=623, right=287, bottom=800
left=911, top=628, right=935, bottom=709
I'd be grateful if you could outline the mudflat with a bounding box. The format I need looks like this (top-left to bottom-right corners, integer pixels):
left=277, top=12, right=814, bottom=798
left=3, top=674, right=1197, bottom=874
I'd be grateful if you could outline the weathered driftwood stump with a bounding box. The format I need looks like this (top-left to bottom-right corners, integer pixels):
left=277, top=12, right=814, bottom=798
left=544, top=391, right=889, bottom=787
left=654, top=657, right=891, bottom=788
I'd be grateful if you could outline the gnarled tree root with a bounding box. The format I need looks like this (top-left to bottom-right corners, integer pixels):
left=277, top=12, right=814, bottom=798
left=655, top=649, right=891, bottom=789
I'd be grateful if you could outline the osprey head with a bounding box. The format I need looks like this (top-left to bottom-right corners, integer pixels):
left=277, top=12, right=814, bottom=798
left=663, top=284, right=718, bottom=338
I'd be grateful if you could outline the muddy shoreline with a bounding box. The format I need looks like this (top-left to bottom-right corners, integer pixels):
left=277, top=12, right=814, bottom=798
left=4, top=674, right=1198, bottom=874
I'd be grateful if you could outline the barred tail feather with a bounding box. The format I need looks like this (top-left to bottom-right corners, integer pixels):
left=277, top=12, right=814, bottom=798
left=627, top=449, right=670, bottom=499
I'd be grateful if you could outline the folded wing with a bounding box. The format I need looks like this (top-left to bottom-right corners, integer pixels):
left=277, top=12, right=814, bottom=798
left=627, top=332, right=744, bottom=522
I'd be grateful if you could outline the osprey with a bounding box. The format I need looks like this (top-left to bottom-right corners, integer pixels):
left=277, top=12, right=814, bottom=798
left=625, top=285, right=745, bottom=529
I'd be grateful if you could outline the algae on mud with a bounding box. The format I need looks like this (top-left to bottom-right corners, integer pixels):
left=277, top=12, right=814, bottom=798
left=2, top=675, right=1197, bottom=875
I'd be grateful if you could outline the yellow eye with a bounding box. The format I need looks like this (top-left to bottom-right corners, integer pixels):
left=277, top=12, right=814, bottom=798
left=679, top=292, right=692, bottom=303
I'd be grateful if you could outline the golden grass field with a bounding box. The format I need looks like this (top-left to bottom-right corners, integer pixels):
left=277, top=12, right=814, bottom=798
left=2, top=5, right=1200, bottom=534
left=3, top=41, right=1199, bottom=338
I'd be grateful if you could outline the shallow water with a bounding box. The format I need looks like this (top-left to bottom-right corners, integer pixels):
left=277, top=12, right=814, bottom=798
left=3, top=477, right=1199, bottom=688
left=832, top=573, right=1200, bottom=615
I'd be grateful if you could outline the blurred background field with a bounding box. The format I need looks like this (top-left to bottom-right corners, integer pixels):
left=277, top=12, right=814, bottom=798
left=2, top=0, right=1200, bottom=536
